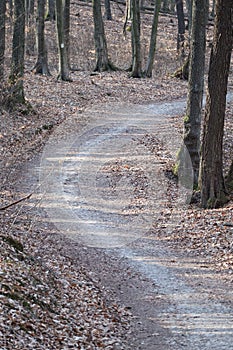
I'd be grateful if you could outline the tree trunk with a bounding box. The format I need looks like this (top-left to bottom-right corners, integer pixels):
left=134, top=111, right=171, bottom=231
left=162, top=0, right=169, bottom=12
left=8, top=0, right=26, bottom=107
left=33, top=0, right=51, bottom=75
left=200, top=0, right=232, bottom=208
left=175, top=0, right=185, bottom=56
left=26, top=0, right=36, bottom=55
left=56, top=0, right=71, bottom=80
left=183, top=0, right=207, bottom=186
left=104, top=0, right=112, bottom=19
left=144, top=0, right=161, bottom=78
left=185, top=0, right=193, bottom=34
left=131, top=0, right=141, bottom=77
left=93, top=0, right=115, bottom=72
left=210, top=0, right=215, bottom=17
left=64, top=0, right=70, bottom=67
left=173, top=53, right=189, bottom=80
left=46, top=0, right=56, bottom=20
left=226, top=160, right=233, bottom=192
left=0, top=0, right=6, bottom=80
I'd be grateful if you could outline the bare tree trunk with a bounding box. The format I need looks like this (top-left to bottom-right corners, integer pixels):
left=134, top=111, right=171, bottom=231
left=175, top=0, right=185, bottom=56
left=0, top=0, right=6, bottom=80
left=93, top=0, right=115, bottom=71
left=200, top=0, right=232, bottom=208
left=162, top=0, right=169, bottom=12
left=185, top=0, right=193, bottom=34
left=210, top=0, right=215, bottom=17
left=226, top=160, right=233, bottom=192
left=56, top=0, right=71, bottom=80
left=104, top=0, right=112, bottom=19
left=144, top=0, right=161, bottom=78
left=183, top=0, right=207, bottom=186
left=7, top=0, right=26, bottom=107
left=131, top=0, right=141, bottom=77
left=64, top=0, right=70, bottom=67
left=46, top=0, right=56, bottom=20
left=8, top=0, right=13, bottom=18
left=26, top=0, right=36, bottom=55
left=33, top=0, right=51, bottom=75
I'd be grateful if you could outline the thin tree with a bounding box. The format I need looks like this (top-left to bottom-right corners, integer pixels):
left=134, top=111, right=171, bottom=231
left=7, top=0, right=26, bottom=107
left=183, top=0, right=207, bottom=186
left=26, top=0, right=36, bottom=55
left=33, top=0, right=51, bottom=75
left=46, top=0, right=56, bottom=20
left=104, top=0, right=112, bottom=20
left=175, top=0, right=185, bottom=56
left=200, top=0, right=232, bottom=208
left=56, top=0, right=71, bottom=80
left=93, top=0, right=115, bottom=72
left=64, top=0, right=70, bottom=67
left=0, top=0, right=6, bottom=80
left=131, top=0, right=141, bottom=77
left=144, top=0, right=161, bottom=78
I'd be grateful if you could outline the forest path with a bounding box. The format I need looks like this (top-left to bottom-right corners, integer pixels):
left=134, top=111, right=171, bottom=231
left=24, top=99, right=233, bottom=349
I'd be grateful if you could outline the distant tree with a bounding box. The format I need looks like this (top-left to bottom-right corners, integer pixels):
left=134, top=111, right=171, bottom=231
left=162, top=0, right=169, bottom=12
left=131, top=0, right=141, bottom=77
left=26, top=0, right=36, bottom=55
left=7, top=0, right=26, bottom=106
left=8, top=0, right=13, bottom=18
left=104, top=0, right=112, bottom=20
left=46, top=0, right=56, bottom=20
left=93, top=0, right=115, bottom=71
left=33, top=0, right=51, bottom=75
left=210, top=0, right=215, bottom=17
left=183, top=0, right=207, bottom=186
left=56, top=0, right=71, bottom=80
left=175, top=0, right=185, bottom=55
left=144, top=0, right=161, bottom=78
left=200, top=0, right=232, bottom=208
left=64, top=0, right=70, bottom=67
left=185, top=0, right=193, bottom=33
left=0, top=0, right=6, bottom=80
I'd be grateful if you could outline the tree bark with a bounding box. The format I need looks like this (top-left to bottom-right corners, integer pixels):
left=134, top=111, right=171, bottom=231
left=46, top=0, right=56, bottom=20
left=144, top=0, right=161, bottom=78
left=33, top=0, right=51, bottom=75
left=131, top=0, right=141, bottom=77
left=0, top=0, right=6, bottom=80
left=104, top=0, right=112, bottom=19
left=175, top=0, right=185, bottom=55
left=200, top=0, right=232, bottom=208
left=93, top=0, right=115, bottom=72
left=185, top=0, right=193, bottom=34
left=8, top=0, right=26, bottom=106
left=56, top=0, right=71, bottom=80
left=26, top=0, right=36, bottom=55
left=184, top=0, right=207, bottom=186
left=210, top=0, right=215, bottom=17
left=64, top=0, right=70, bottom=67
left=226, top=160, right=233, bottom=192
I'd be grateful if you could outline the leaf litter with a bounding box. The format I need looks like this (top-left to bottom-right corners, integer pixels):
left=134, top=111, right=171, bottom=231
left=0, top=1, right=233, bottom=348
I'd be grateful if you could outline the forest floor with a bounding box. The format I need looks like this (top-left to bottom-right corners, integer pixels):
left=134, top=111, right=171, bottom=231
left=1, top=2, right=233, bottom=349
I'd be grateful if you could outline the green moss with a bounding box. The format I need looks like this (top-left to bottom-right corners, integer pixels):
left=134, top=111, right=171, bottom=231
left=172, top=162, right=179, bottom=176
left=183, top=114, right=189, bottom=123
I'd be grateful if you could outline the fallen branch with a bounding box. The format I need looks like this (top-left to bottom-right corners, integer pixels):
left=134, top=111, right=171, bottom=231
left=0, top=193, right=32, bottom=211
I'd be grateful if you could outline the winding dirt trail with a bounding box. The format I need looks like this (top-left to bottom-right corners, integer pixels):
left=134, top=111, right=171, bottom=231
left=22, top=100, right=233, bottom=349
